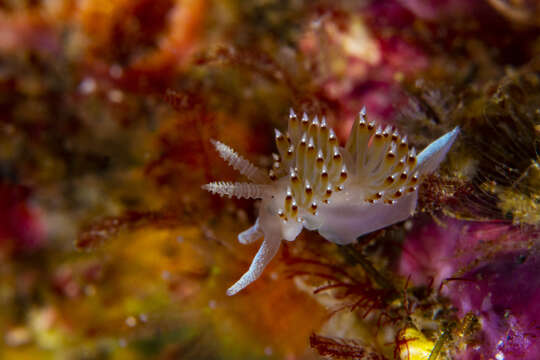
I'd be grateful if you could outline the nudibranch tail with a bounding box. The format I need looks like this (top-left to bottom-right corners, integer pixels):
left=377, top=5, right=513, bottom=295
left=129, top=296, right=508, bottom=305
left=203, top=108, right=460, bottom=295
left=415, top=126, right=460, bottom=175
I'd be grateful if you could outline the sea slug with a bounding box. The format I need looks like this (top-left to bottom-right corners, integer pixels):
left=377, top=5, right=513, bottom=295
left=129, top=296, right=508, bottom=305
left=203, top=108, right=460, bottom=295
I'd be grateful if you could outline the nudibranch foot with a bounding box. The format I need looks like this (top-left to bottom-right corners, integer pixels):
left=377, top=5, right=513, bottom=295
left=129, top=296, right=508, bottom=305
left=238, top=218, right=263, bottom=245
left=204, top=109, right=460, bottom=295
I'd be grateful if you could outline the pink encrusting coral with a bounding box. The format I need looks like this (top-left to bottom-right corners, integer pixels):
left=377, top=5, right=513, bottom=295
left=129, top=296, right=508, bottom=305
left=446, top=251, right=540, bottom=360
left=399, top=217, right=540, bottom=359
left=398, top=216, right=462, bottom=287
left=399, top=218, right=536, bottom=288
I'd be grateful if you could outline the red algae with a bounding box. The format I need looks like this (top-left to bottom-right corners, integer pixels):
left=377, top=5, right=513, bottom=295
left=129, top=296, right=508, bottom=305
left=396, top=0, right=475, bottom=20
left=0, top=184, right=45, bottom=253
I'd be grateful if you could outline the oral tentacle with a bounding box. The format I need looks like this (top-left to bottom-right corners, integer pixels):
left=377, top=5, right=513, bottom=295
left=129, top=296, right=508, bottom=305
left=226, top=232, right=282, bottom=296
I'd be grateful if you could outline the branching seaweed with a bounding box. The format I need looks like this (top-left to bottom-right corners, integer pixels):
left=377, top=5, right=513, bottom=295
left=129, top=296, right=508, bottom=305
left=310, top=333, right=388, bottom=360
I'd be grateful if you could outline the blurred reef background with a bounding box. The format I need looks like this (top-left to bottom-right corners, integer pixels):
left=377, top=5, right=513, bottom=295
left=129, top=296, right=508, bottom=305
left=1, top=0, right=539, bottom=359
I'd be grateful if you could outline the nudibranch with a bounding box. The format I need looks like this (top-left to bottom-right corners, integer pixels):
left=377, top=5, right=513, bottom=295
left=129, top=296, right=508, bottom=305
left=203, top=108, right=459, bottom=295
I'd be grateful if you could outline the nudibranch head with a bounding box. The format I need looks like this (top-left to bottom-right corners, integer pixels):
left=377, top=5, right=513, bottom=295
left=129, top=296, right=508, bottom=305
left=203, top=108, right=459, bottom=295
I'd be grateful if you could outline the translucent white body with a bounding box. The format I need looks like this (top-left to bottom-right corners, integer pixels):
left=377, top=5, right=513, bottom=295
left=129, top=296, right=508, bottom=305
left=204, top=109, right=459, bottom=295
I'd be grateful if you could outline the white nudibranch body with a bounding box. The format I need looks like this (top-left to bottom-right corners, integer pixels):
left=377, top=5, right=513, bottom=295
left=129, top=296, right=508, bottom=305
left=203, top=108, right=460, bottom=295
